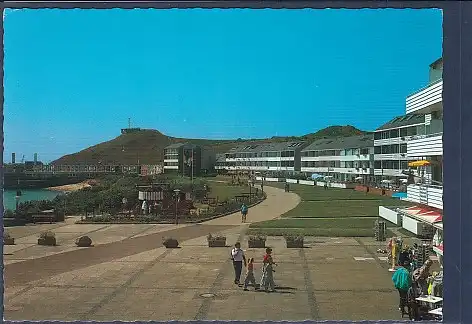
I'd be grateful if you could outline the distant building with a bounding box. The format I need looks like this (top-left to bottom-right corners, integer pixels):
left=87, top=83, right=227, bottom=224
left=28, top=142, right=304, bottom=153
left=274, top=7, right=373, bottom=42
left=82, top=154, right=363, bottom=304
left=300, top=134, right=374, bottom=182
left=140, top=164, right=164, bottom=176
left=220, top=141, right=308, bottom=173
left=163, top=143, right=215, bottom=176
left=121, top=128, right=142, bottom=135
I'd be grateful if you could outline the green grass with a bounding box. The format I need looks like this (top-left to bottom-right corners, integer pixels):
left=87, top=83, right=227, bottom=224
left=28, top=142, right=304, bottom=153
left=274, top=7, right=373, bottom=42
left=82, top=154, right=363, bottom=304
left=282, top=200, right=382, bottom=218
left=250, top=217, right=378, bottom=229
left=207, top=181, right=249, bottom=201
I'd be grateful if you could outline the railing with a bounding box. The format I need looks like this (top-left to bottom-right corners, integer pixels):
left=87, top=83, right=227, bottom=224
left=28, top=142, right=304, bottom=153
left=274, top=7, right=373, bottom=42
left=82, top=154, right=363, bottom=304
left=406, top=79, right=442, bottom=114
left=406, top=183, right=443, bottom=210
left=407, top=132, right=443, bottom=157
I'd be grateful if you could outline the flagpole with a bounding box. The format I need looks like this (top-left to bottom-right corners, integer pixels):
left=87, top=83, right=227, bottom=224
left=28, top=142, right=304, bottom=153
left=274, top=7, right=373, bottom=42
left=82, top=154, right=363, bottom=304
left=191, top=149, right=194, bottom=183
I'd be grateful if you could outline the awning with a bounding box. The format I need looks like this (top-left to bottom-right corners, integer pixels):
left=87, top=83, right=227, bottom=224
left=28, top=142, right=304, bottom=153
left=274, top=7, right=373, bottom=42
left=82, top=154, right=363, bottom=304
left=433, top=244, right=443, bottom=256
left=408, top=160, right=431, bottom=167
left=397, top=205, right=443, bottom=229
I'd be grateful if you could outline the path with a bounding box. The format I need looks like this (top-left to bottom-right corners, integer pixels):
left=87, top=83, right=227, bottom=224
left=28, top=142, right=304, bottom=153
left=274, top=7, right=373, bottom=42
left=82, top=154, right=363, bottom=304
left=204, top=185, right=300, bottom=225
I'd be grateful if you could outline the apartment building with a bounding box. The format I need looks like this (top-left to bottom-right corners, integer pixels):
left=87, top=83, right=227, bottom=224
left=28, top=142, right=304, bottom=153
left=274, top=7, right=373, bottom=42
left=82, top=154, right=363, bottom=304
left=378, top=57, right=443, bottom=258
left=300, top=134, right=375, bottom=182
left=163, top=143, right=215, bottom=176
left=221, top=141, right=308, bottom=173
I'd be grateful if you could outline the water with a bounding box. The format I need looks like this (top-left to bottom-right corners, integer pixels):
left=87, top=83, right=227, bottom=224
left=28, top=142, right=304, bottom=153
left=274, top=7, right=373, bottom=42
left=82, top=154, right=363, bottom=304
left=3, top=189, right=62, bottom=211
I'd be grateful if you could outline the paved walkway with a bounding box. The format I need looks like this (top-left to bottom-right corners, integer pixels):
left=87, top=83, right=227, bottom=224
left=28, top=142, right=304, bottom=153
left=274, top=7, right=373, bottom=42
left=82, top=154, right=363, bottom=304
left=4, top=187, right=400, bottom=321
left=204, top=185, right=300, bottom=225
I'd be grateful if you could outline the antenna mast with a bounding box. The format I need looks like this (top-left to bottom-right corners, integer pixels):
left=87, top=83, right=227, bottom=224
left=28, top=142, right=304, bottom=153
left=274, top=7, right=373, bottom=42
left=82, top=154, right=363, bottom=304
left=128, top=118, right=131, bottom=129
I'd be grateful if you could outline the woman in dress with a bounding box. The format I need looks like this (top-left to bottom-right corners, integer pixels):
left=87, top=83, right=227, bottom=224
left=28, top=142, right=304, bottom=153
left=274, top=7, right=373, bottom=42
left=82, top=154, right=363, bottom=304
left=260, top=247, right=276, bottom=292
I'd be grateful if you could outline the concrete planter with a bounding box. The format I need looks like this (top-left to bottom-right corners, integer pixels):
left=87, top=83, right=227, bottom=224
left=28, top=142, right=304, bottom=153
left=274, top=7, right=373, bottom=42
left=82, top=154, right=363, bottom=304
left=248, top=239, right=266, bottom=248
left=285, top=237, right=304, bottom=248
left=4, top=237, right=15, bottom=245
left=208, top=239, right=226, bottom=247
left=38, top=237, right=56, bottom=246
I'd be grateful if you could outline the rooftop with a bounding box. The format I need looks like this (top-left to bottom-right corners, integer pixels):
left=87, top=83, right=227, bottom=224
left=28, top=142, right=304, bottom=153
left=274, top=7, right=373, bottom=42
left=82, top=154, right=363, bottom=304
left=375, top=114, right=425, bottom=131
left=301, top=134, right=373, bottom=151
left=228, top=141, right=307, bottom=153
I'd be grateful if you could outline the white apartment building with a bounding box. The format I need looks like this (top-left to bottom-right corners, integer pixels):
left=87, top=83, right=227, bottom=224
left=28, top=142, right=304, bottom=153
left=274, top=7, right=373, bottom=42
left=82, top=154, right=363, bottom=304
left=300, top=134, right=375, bottom=182
left=378, top=57, right=443, bottom=258
left=220, top=141, right=308, bottom=173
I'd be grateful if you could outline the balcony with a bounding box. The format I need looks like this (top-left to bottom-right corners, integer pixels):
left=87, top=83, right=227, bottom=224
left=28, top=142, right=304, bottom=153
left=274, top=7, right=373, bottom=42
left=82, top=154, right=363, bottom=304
left=407, top=133, right=443, bottom=157
left=406, top=79, right=442, bottom=114
left=406, top=184, right=443, bottom=210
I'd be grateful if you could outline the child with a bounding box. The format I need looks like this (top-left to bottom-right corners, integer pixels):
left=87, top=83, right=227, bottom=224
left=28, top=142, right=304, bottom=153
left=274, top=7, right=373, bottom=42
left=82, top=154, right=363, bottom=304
left=392, top=260, right=412, bottom=317
left=243, top=258, right=257, bottom=291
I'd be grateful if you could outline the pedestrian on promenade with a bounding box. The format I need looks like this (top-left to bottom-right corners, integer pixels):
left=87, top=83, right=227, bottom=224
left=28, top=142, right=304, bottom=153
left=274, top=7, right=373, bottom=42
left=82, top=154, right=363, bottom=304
left=231, top=242, right=246, bottom=285
left=260, top=247, right=276, bottom=292
left=392, top=260, right=412, bottom=317
left=241, top=203, right=248, bottom=223
left=243, top=257, right=257, bottom=291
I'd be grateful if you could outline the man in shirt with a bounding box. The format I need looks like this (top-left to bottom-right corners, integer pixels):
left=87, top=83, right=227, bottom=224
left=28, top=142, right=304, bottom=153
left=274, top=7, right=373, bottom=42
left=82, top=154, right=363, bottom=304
left=231, top=242, right=247, bottom=285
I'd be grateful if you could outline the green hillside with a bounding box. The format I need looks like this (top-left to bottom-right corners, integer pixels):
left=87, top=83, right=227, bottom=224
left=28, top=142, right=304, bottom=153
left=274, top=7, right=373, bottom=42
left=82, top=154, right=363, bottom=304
left=52, top=125, right=368, bottom=165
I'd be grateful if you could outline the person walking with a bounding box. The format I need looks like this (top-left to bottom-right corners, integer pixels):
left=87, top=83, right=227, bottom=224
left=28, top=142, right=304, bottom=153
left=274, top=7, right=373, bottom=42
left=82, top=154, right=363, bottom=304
left=231, top=242, right=246, bottom=285
left=243, top=257, right=257, bottom=291
left=260, top=247, right=276, bottom=292
left=241, top=203, right=248, bottom=223
left=392, top=260, right=412, bottom=317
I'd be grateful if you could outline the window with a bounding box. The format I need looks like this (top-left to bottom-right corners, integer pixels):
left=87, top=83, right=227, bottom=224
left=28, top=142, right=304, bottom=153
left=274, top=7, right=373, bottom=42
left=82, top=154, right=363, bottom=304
left=374, top=132, right=381, bottom=140
left=400, top=144, right=407, bottom=153
left=360, top=148, right=370, bottom=155
left=374, top=146, right=381, bottom=154
left=400, top=161, right=408, bottom=170
left=381, top=131, right=389, bottom=139
left=390, top=129, right=399, bottom=138
left=374, top=161, right=381, bottom=169
left=400, top=127, right=408, bottom=137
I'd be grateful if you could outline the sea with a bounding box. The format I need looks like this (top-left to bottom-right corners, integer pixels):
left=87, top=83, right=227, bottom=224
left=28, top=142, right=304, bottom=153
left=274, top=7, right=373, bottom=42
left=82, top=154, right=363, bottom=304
left=3, top=189, right=63, bottom=211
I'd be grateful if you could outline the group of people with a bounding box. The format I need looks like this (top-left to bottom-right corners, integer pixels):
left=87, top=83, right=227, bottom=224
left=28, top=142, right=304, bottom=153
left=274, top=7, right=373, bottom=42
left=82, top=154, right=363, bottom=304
left=231, top=242, right=277, bottom=292
left=392, top=259, right=435, bottom=320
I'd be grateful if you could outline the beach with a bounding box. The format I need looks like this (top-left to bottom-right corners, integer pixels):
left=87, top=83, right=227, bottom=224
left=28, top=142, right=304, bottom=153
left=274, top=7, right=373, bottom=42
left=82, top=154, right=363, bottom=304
left=47, top=180, right=93, bottom=192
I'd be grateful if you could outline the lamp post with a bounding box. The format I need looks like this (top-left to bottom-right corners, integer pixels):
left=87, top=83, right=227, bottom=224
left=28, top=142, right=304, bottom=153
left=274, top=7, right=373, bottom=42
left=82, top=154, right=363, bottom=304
left=122, top=197, right=128, bottom=213
left=15, top=190, right=22, bottom=218
left=248, top=179, right=252, bottom=203
left=173, top=189, right=181, bottom=225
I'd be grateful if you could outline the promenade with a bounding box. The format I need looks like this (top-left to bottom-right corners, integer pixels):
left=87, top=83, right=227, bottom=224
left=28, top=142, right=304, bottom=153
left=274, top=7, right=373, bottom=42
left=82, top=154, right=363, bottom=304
left=4, top=186, right=400, bottom=321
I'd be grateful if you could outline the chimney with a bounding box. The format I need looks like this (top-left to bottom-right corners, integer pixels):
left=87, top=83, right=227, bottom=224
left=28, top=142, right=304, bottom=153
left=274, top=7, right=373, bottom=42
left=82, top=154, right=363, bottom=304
left=12, top=153, right=16, bottom=164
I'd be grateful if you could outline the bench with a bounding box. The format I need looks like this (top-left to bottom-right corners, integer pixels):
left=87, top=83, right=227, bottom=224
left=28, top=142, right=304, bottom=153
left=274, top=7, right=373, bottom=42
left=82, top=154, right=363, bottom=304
left=32, top=214, right=55, bottom=224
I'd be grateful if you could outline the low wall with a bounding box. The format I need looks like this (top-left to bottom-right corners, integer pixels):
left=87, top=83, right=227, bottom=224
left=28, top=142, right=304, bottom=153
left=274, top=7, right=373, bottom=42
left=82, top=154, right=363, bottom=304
left=378, top=206, right=402, bottom=225
left=299, top=180, right=315, bottom=186
left=286, top=179, right=298, bottom=184
left=355, top=185, right=369, bottom=193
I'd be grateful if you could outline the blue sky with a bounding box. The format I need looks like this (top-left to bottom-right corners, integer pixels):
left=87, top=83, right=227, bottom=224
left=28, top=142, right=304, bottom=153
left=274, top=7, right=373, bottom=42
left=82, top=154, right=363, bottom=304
left=4, top=8, right=442, bottom=163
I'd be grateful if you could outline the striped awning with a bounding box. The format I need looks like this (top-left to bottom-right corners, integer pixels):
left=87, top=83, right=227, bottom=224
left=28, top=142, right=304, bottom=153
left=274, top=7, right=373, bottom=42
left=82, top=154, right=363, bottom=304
left=408, top=160, right=431, bottom=167
left=398, top=206, right=443, bottom=229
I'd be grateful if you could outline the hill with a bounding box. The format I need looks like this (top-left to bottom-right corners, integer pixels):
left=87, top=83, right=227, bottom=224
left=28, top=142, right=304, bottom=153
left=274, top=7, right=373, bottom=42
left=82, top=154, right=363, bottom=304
left=52, top=125, right=368, bottom=165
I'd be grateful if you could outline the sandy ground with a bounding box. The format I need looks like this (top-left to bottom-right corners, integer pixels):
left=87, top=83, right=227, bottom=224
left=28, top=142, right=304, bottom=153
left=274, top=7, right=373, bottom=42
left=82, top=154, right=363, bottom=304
left=47, top=180, right=94, bottom=192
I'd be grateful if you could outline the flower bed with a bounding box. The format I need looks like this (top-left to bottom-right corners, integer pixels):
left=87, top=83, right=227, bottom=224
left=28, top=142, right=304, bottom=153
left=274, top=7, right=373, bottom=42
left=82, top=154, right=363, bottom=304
left=248, top=235, right=266, bottom=248
left=284, top=235, right=304, bottom=248
left=38, top=231, right=57, bottom=246
left=207, top=234, right=227, bottom=247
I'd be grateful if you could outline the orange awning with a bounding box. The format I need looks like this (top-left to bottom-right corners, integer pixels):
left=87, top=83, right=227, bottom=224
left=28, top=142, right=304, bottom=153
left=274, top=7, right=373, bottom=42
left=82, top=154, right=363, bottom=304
left=408, top=160, right=431, bottom=167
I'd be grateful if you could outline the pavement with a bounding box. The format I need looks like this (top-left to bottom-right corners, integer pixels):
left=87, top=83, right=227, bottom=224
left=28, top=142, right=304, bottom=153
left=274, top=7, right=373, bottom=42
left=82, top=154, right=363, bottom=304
left=3, top=185, right=402, bottom=321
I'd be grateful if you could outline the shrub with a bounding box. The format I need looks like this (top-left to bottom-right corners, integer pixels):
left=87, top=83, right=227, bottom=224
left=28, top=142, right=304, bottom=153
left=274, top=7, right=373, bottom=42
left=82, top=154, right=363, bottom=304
left=163, top=237, right=179, bottom=248
left=75, top=235, right=93, bottom=247
left=284, top=234, right=304, bottom=248
left=39, top=231, right=56, bottom=239
left=38, top=231, right=57, bottom=246
left=207, top=233, right=226, bottom=241
left=248, top=234, right=267, bottom=241
left=4, top=232, right=14, bottom=245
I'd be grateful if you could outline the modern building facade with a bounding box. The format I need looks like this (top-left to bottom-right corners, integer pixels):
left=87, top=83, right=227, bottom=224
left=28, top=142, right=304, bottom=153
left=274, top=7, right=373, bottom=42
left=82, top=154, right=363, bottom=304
left=163, top=143, right=215, bottom=176
left=378, top=57, right=443, bottom=258
left=219, top=141, right=308, bottom=173
left=300, top=134, right=375, bottom=182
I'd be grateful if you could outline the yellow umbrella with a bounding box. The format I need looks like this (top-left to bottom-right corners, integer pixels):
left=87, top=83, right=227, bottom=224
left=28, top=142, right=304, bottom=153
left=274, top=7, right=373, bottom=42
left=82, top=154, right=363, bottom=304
left=408, top=160, right=431, bottom=167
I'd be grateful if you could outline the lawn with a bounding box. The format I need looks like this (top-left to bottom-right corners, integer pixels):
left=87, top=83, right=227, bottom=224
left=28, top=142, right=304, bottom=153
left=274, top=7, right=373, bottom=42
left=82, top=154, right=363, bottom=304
left=282, top=200, right=382, bottom=218
left=251, top=181, right=413, bottom=238
left=207, top=181, right=250, bottom=201
left=247, top=217, right=396, bottom=237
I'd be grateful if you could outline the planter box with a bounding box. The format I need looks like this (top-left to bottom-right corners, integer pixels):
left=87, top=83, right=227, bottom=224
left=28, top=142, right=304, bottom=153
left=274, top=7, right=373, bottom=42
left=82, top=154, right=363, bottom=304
left=38, top=237, right=56, bottom=246
left=4, top=238, right=15, bottom=245
left=285, top=239, right=304, bottom=248
left=208, top=239, right=226, bottom=247
left=248, top=239, right=266, bottom=248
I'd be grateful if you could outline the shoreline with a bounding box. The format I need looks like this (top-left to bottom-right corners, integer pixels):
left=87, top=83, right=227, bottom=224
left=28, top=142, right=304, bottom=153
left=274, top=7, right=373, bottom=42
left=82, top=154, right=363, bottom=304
left=47, top=181, right=93, bottom=193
